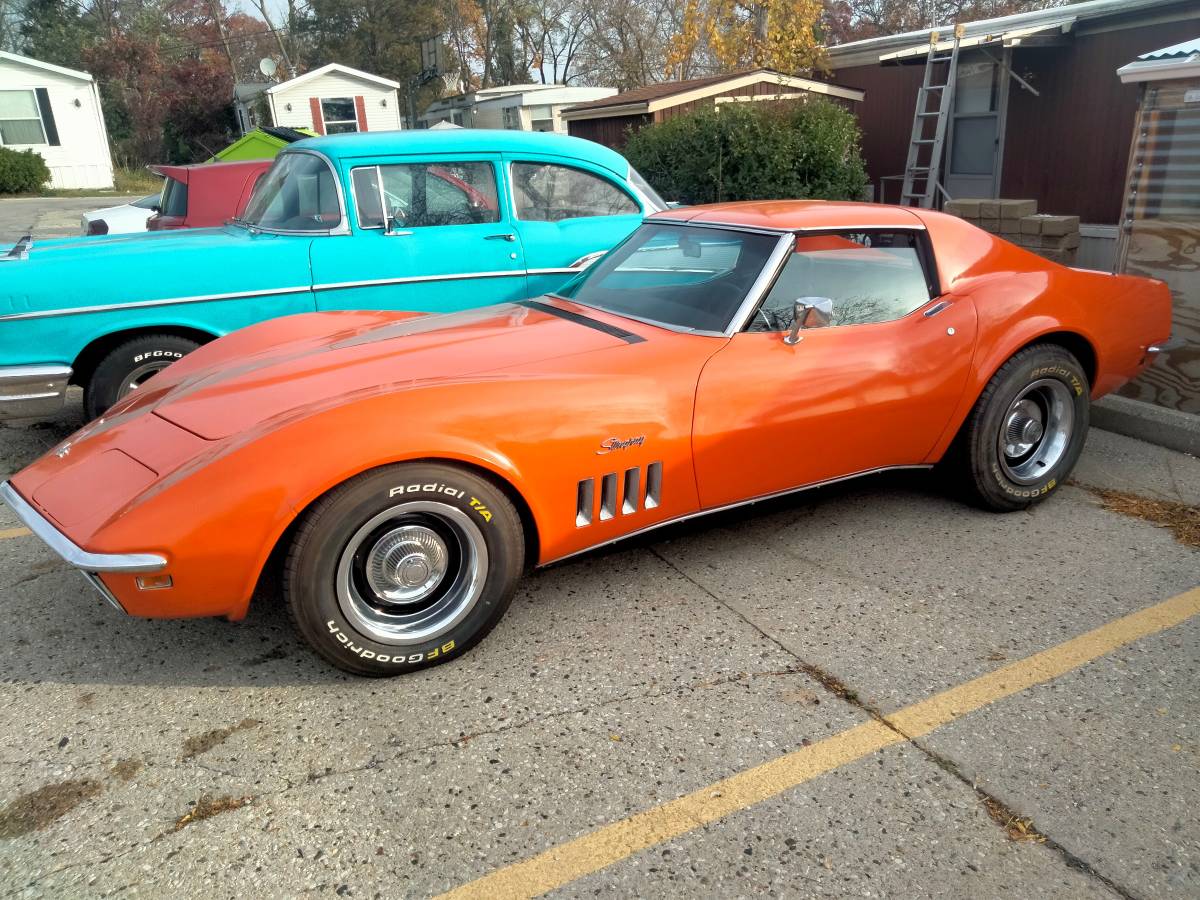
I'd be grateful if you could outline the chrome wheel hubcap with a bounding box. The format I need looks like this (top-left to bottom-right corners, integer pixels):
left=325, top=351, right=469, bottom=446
left=997, top=379, right=1075, bottom=485
left=118, top=361, right=172, bottom=400
left=365, top=525, right=448, bottom=604
left=336, top=501, right=487, bottom=646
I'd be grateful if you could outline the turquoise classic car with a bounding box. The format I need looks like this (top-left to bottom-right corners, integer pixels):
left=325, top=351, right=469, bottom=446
left=0, top=130, right=664, bottom=419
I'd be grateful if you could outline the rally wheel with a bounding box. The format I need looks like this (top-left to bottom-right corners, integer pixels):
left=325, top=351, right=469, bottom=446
left=284, top=463, right=524, bottom=676
left=957, top=343, right=1090, bottom=511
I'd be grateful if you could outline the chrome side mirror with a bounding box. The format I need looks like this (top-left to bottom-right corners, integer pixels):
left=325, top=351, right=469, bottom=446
left=784, top=297, right=833, bottom=345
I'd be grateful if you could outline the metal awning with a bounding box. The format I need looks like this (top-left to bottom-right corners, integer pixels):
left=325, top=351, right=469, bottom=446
left=878, top=18, right=1077, bottom=63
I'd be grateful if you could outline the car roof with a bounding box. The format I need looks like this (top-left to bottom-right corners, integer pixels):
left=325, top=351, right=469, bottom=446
left=293, top=129, right=633, bottom=176
left=648, top=200, right=926, bottom=232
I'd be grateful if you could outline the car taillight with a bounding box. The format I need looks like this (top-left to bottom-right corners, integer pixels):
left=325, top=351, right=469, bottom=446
left=87, top=219, right=109, bottom=236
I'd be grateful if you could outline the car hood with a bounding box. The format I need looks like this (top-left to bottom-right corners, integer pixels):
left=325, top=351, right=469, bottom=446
left=118, top=300, right=648, bottom=440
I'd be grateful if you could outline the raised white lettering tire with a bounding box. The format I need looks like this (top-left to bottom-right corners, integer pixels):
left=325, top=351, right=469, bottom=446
left=284, top=463, right=524, bottom=676
left=85, top=334, right=200, bottom=418
left=957, top=343, right=1089, bottom=511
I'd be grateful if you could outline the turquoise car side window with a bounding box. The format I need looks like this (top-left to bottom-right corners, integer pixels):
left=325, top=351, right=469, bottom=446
left=352, top=162, right=501, bottom=229
left=511, top=162, right=638, bottom=222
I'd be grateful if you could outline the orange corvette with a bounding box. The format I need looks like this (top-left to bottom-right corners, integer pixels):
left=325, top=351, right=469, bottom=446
left=2, top=202, right=1173, bottom=675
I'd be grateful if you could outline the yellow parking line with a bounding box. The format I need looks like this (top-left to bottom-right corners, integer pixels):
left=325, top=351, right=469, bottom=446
left=0, top=527, right=31, bottom=540
left=438, top=586, right=1200, bottom=900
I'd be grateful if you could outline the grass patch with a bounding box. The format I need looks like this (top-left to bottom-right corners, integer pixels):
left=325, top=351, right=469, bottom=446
left=112, top=167, right=162, bottom=195
left=1081, top=485, right=1200, bottom=549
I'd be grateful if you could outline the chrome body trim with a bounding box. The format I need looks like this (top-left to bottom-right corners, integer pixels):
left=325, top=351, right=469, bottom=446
left=313, top=269, right=525, bottom=293
left=0, top=365, right=72, bottom=418
left=0, top=285, right=312, bottom=322
left=726, top=232, right=797, bottom=336
left=650, top=218, right=929, bottom=236
left=0, top=481, right=167, bottom=573
left=543, top=465, right=934, bottom=566
left=1, top=234, right=31, bottom=261
left=924, top=300, right=951, bottom=317
left=82, top=571, right=128, bottom=613
left=1148, top=336, right=1184, bottom=354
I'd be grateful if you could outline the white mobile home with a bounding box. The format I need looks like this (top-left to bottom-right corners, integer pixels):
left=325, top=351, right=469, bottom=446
left=235, top=63, right=403, bottom=136
left=0, top=51, right=113, bottom=190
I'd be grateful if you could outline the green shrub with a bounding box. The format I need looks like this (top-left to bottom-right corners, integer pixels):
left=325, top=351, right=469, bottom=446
left=624, top=98, right=868, bottom=205
left=0, top=147, right=51, bottom=194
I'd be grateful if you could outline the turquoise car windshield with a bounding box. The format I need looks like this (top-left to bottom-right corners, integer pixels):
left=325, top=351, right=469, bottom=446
left=242, top=153, right=341, bottom=232
left=554, top=223, right=776, bottom=333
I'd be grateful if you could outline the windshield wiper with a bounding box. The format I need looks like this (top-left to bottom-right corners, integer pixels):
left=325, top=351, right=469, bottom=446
left=226, top=217, right=261, bottom=234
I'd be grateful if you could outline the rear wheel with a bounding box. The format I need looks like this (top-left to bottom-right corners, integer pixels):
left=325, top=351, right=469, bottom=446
left=284, top=463, right=524, bottom=676
left=84, top=333, right=200, bottom=418
left=957, top=343, right=1089, bottom=511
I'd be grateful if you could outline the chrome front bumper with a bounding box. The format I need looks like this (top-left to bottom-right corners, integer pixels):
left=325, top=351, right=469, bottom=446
left=0, top=481, right=166, bottom=575
left=0, top=365, right=72, bottom=419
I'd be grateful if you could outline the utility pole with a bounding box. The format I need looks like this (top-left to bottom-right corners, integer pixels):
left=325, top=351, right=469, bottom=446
left=209, top=0, right=240, bottom=83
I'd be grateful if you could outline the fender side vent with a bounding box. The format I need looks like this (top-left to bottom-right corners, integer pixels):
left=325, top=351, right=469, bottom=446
left=645, top=462, right=662, bottom=509
left=599, top=473, right=618, bottom=521
left=576, top=478, right=594, bottom=527
left=622, top=467, right=641, bottom=515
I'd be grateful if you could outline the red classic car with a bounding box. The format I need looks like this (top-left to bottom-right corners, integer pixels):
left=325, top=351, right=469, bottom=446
left=2, top=201, right=1173, bottom=676
left=147, top=159, right=273, bottom=230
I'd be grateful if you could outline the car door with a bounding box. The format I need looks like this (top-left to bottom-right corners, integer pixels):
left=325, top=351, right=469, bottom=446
left=692, top=229, right=978, bottom=510
left=310, top=155, right=528, bottom=313
left=505, top=157, right=645, bottom=297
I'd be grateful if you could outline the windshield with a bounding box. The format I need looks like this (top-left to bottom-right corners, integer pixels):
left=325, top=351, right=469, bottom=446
left=555, top=223, right=778, bottom=333
left=627, top=166, right=666, bottom=211
left=242, top=152, right=341, bottom=232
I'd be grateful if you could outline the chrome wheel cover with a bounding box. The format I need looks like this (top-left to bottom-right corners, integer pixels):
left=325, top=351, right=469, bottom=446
left=336, top=501, right=487, bottom=646
left=117, top=361, right=173, bottom=400
left=997, top=378, right=1075, bottom=485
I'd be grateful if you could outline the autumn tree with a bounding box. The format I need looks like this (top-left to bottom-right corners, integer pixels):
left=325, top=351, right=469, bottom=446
left=667, top=0, right=827, bottom=77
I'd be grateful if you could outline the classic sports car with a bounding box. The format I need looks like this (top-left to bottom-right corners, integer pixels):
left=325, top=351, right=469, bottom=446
left=1, top=201, right=1172, bottom=676
left=0, top=130, right=661, bottom=420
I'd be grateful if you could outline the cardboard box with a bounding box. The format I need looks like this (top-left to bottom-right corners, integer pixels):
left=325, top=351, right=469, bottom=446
left=998, top=199, right=1037, bottom=219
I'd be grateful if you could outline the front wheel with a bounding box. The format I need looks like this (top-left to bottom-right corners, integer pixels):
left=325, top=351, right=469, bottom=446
left=85, top=333, right=200, bottom=419
left=284, top=463, right=524, bottom=676
left=957, top=343, right=1090, bottom=511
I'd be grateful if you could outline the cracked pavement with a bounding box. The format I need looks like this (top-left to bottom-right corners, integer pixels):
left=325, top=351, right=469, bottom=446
left=0, top=398, right=1197, bottom=898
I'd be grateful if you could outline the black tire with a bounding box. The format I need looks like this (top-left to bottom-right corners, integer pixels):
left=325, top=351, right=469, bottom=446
left=85, top=333, right=200, bottom=419
left=284, top=463, right=524, bottom=677
left=957, top=343, right=1089, bottom=511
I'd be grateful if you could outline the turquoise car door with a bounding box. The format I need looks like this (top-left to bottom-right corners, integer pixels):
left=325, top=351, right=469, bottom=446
left=309, top=156, right=528, bottom=313
left=505, top=157, right=646, bottom=297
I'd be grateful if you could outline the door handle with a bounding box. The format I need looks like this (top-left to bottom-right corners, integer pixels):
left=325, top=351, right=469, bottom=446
left=485, top=233, right=516, bottom=242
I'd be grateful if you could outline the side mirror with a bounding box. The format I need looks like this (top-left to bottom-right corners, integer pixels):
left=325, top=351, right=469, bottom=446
left=784, top=297, right=833, bottom=345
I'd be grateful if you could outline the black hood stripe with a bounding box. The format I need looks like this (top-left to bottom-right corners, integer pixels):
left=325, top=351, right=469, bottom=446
left=517, top=300, right=645, bottom=344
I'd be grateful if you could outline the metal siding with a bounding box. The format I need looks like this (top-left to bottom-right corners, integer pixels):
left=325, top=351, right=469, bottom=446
left=1000, top=20, right=1187, bottom=224
left=566, top=114, right=651, bottom=150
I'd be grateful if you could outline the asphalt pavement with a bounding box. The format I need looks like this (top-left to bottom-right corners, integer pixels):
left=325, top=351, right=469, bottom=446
left=0, top=195, right=140, bottom=244
left=0, top=393, right=1196, bottom=898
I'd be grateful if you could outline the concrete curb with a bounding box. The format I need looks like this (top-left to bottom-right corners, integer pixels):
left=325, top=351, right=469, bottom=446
left=1092, top=394, right=1200, bottom=457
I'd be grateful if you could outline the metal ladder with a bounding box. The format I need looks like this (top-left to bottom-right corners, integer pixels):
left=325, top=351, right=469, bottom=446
left=899, top=24, right=964, bottom=208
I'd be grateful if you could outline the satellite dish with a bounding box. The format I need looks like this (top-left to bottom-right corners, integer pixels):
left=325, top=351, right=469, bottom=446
left=259, top=57, right=278, bottom=79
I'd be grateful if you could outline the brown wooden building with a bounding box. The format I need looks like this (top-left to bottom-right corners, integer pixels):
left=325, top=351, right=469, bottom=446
left=562, top=69, right=865, bottom=150
left=827, top=0, right=1199, bottom=269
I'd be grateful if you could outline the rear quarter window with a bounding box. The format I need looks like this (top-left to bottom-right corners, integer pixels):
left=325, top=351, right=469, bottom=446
left=160, top=178, right=188, bottom=218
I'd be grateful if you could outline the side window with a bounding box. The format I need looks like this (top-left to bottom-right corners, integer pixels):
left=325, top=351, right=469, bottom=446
left=352, top=162, right=500, bottom=229
left=511, top=162, right=639, bottom=222
left=748, top=231, right=934, bottom=332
